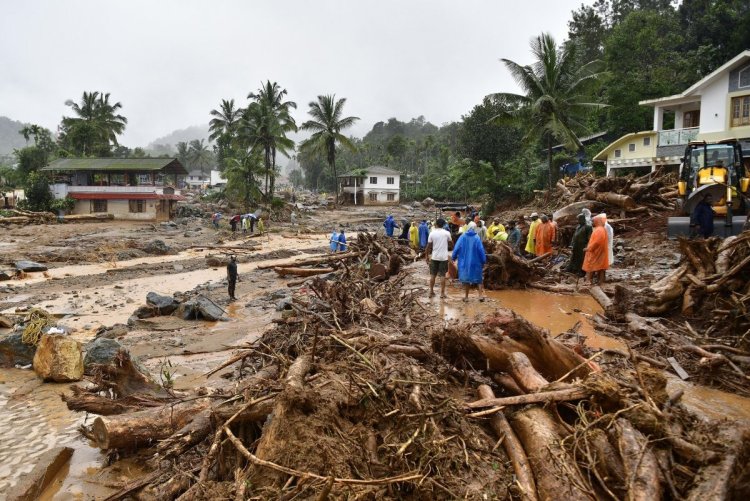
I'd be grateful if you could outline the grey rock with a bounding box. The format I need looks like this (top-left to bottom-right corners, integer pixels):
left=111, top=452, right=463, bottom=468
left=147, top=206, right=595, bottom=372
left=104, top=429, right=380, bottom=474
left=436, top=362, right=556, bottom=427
left=15, top=260, right=48, bottom=272
left=83, top=338, right=123, bottom=375
left=0, top=270, right=13, bottom=281
left=143, top=239, right=172, bottom=255
left=146, top=292, right=179, bottom=315
left=0, top=333, right=37, bottom=368
left=95, top=323, right=130, bottom=339
left=276, top=297, right=293, bottom=311
left=132, top=305, right=157, bottom=319
left=175, top=296, right=226, bottom=321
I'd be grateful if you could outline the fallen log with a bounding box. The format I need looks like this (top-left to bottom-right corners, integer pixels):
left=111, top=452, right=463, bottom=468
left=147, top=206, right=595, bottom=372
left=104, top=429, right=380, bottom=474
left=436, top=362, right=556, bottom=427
left=273, top=266, right=334, bottom=277
left=593, top=192, right=637, bottom=210
left=614, top=418, right=661, bottom=501
left=589, top=286, right=613, bottom=313
left=508, top=352, right=550, bottom=393
left=477, top=385, right=537, bottom=501
left=63, top=213, right=114, bottom=221
left=257, top=251, right=362, bottom=270
left=511, top=407, right=592, bottom=501
left=466, top=386, right=589, bottom=410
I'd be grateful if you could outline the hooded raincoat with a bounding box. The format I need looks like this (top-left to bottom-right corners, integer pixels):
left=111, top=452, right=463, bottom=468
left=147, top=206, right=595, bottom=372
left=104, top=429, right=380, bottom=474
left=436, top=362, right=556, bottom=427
left=582, top=216, right=609, bottom=272
left=409, top=223, right=419, bottom=249
left=566, top=214, right=592, bottom=275
left=525, top=218, right=541, bottom=254
left=418, top=221, right=429, bottom=249
left=451, top=228, right=486, bottom=285
left=383, top=216, right=397, bottom=237
left=534, top=221, right=556, bottom=256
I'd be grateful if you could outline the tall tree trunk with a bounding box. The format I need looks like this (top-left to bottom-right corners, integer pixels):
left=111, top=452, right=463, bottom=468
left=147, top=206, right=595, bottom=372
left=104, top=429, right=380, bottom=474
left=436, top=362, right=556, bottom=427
left=264, top=147, right=270, bottom=201
left=332, top=155, right=338, bottom=205
left=270, top=145, right=276, bottom=199
left=547, top=136, right=553, bottom=190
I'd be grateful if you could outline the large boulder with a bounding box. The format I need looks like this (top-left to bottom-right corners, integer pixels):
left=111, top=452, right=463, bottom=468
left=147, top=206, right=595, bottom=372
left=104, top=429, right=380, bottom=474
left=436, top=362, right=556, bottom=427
left=15, top=260, right=48, bottom=272
left=32, top=334, right=84, bottom=382
left=146, top=292, right=179, bottom=315
left=422, top=197, right=435, bottom=207
left=83, top=338, right=123, bottom=375
left=175, top=296, right=226, bottom=321
left=0, top=333, right=36, bottom=368
left=143, top=240, right=172, bottom=255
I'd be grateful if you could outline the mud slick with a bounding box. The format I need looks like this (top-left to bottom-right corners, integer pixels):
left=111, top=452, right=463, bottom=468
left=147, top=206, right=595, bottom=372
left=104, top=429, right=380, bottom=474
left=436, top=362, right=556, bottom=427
left=59, top=233, right=750, bottom=500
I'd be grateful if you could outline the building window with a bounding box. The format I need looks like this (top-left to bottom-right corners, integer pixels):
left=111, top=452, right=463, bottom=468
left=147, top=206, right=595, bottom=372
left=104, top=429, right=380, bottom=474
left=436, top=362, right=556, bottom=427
left=614, top=149, right=621, bottom=158
left=387, top=193, right=395, bottom=201
left=683, top=110, right=700, bottom=128
left=386, top=177, right=394, bottom=185
left=643, top=137, right=651, bottom=146
left=129, top=200, right=146, bottom=213
left=369, top=176, right=377, bottom=184
left=739, top=66, right=750, bottom=88
left=368, top=192, right=378, bottom=202
left=92, top=200, right=107, bottom=213
left=138, top=174, right=151, bottom=185
left=628, top=143, right=635, bottom=152
left=731, top=95, right=750, bottom=127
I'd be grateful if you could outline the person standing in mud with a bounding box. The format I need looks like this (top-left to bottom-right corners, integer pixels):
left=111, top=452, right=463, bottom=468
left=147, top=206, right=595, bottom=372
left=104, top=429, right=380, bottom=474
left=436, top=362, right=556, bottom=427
left=582, top=214, right=609, bottom=285
left=507, top=221, right=521, bottom=254
left=525, top=212, right=540, bottom=256
left=565, top=214, right=591, bottom=276
left=337, top=228, right=347, bottom=252
left=451, top=221, right=487, bottom=302
left=534, top=215, right=555, bottom=257
left=426, top=217, right=451, bottom=298
left=227, top=256, right=238, bottom=301
left=690, top=194, right=715, bottom=238
left=383, top=214, right=398, bottom=237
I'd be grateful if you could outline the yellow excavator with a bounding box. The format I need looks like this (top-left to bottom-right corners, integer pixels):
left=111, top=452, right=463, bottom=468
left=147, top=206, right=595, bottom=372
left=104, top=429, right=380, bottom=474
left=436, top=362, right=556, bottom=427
left=668, top=139, right=750, bottom=237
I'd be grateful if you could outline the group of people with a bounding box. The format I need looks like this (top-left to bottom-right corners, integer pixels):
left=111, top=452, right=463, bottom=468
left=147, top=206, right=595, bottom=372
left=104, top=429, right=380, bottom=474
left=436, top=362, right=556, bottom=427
left=328, top=228, right=348, bottom=253
left=212, top=212, right=265, bottom=235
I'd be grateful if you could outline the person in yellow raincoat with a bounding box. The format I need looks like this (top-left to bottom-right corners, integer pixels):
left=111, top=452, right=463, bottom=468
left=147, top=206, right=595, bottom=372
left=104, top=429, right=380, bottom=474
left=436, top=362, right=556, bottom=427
left=409, top=221, right=419, bottom=249
left=524, top=212, right=540, bottom=255
left=487, top=219, right=505, bottom=240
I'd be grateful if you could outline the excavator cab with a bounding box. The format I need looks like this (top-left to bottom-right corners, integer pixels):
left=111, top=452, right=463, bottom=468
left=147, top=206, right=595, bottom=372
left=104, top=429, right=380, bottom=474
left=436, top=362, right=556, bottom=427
left=668, top=140, right=749, bottom=238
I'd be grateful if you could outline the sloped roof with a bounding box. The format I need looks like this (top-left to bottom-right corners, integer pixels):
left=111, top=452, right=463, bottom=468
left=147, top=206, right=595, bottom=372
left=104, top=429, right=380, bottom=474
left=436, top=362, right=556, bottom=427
left=42, top=158, right=188, bottom=175
left=338, top=165, right=401, bottom=177
left=592, top=131, right=656, bottom=162
left=640, top=50, right=750, bottom=106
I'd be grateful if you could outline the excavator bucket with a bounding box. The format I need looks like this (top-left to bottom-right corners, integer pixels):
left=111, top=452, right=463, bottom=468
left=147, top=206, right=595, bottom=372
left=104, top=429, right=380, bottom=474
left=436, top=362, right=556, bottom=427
left=668, top=215, right=747, bottom=238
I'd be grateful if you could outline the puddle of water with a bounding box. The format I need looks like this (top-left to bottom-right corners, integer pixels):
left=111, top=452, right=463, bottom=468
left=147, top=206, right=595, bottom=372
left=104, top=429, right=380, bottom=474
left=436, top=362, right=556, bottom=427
left=666, top=376, right=750, bottom=422
left=439, top=287, right=625, bottom=351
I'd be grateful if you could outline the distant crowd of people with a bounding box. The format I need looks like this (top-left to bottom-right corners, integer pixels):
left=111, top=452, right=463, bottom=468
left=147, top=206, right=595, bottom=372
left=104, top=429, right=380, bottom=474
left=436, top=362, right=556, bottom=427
left=379, top=205, right=616, bottom=302
left=211, top=212, right=265, bottom=235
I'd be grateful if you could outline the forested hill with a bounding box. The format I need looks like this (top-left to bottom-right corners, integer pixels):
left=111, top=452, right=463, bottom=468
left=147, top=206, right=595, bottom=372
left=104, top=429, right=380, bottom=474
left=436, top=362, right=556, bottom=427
left=0, top=116, right=28, bottom=154
left=146, top=125, right=210, bottom=154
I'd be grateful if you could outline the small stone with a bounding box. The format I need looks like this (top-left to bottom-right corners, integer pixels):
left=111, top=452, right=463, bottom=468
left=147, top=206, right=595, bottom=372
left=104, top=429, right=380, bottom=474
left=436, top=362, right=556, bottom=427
left=15, top=260, right=48, bottom=272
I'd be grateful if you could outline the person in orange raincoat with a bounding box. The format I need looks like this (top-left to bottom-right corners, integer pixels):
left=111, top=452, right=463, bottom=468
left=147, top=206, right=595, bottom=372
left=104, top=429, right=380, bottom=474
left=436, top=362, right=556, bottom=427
left=534, top=215, right=556, bottom=256
left=582, top=214, right=609, bottom=284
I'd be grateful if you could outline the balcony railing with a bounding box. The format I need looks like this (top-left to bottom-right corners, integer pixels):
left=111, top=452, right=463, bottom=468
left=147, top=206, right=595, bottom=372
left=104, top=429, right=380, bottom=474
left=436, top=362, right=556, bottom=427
left=66, top=185, right=167, bottom=194
left=657, top=127, right=699, bottom=146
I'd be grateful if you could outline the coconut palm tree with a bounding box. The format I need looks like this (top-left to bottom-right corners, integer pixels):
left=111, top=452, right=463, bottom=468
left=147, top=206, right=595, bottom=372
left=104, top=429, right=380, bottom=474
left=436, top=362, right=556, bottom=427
left=224, top=150, right=264, bottom=210
left=492, top=33, right=605, bottom=188
left=299, top=95, right=359, bottom=204
left=189, top=139, right=214, bottom=175
left=209, top=99, right=243, bottom=141
left=61, top=91, right=128, bottom=156
left=238, top=81, right=296, bottom=200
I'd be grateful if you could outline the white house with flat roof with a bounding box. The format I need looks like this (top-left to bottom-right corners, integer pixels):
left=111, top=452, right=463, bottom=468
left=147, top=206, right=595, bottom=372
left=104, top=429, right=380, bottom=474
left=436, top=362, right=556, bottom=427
left=338, top=166, right=400, bottom=205
left=595, top=50, right=750, bottom=176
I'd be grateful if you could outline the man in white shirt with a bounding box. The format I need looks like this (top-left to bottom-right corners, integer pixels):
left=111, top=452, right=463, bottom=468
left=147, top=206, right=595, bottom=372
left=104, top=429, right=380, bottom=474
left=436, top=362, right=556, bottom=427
left=426, top=217, right=452, bottom=298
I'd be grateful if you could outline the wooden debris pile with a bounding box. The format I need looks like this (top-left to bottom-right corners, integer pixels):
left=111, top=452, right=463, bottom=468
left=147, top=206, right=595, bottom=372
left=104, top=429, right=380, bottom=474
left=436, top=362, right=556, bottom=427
left=589, top=230, right=750, bottom=395
left=0, top=208, right=56, bottom=225
left=62, top=230, right=750, bottom=499
left=482, top=240, right=546, bottom=289
left=545, top=169, right=678, bottom=237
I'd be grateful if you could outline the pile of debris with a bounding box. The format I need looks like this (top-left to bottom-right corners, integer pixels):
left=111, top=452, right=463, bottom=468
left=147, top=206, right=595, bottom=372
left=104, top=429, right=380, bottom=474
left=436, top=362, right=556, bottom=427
left=589, top=230, right=750, bottom=395
left=482, top=240, right=546, bottom=289
left=61, top=233, right=750, bottom=500
left=0, top=208, right=56, bottom=225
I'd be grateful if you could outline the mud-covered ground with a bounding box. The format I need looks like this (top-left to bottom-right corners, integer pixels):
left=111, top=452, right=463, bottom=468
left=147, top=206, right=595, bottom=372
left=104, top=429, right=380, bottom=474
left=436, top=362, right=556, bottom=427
left=1, top=203, right=748, bottom=498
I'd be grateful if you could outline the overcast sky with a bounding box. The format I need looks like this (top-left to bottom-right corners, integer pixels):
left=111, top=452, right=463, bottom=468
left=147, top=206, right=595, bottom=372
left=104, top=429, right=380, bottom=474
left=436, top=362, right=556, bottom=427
left=1, top=0, right=591, bottom=148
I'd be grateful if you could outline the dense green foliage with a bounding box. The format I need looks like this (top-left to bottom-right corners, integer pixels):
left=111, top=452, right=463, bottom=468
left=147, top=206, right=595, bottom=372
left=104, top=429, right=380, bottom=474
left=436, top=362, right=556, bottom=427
left=58, top=91, right=127, bottom=156
left=20, top=171, right=54, bottom=211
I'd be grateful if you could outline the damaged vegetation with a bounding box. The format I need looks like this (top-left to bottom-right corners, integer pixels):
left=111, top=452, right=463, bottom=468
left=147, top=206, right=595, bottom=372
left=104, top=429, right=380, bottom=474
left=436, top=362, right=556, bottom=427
left=60, top=233, right=750, bottom=500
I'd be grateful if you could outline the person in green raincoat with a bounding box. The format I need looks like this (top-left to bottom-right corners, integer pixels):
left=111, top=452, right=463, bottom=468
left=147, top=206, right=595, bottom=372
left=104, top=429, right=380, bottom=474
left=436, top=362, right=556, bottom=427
left=565, top=213, right=592, bottom=276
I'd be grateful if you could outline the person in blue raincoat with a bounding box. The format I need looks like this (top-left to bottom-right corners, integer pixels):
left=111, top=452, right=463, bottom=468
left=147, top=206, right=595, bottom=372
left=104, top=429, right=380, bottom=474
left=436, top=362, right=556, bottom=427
left=418, top=220, right=429, bottom=249
left=337, top=228, right=347, bottom=252
left=451, top=221, right=487, bottom=302
left=383, top=215, right=398, bottom=237
left=329, top=228, right=339, bottom=253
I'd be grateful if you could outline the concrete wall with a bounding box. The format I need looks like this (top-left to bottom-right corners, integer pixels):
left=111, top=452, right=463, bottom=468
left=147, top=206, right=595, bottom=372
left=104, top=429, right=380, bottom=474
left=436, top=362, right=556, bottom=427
left=700, top=72, right=729, bottom=134
left=72, top=199, right=161, bottom=221
left=363, top=174, right=400, bottom=189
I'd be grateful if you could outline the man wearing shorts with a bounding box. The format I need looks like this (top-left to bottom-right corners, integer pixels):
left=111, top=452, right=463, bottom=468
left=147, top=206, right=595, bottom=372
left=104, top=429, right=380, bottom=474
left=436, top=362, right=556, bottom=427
left=426, top=218, right=451, bottom=298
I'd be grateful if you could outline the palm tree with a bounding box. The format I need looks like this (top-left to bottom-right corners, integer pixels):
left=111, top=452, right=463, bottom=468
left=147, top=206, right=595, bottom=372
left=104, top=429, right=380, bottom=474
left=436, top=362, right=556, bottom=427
left=188, top=139, right=214, bottom=175
left=61, top=91, right=127, bottom=156
left=209, top=99, right=243, bottom=141
left=241, top=81, right=297, bottom=199
left=224, top=150, right=264, bottom=210
left=492, top=33, right=605, bottom=188
left=299, top=95, right=359, bottom=204
left=176, top=141, right=191, bottom=168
